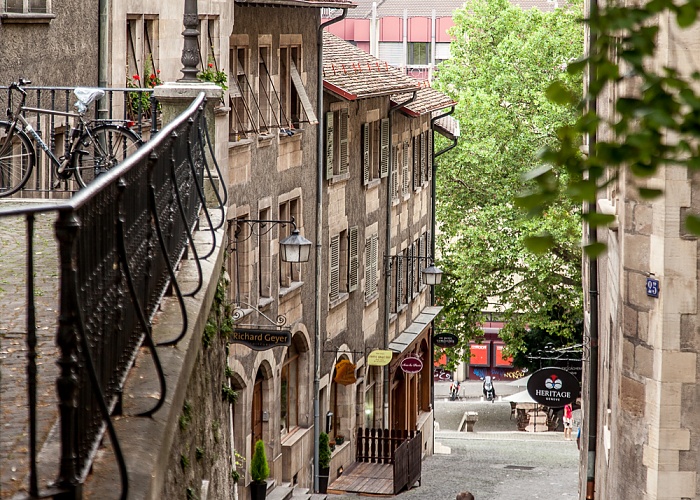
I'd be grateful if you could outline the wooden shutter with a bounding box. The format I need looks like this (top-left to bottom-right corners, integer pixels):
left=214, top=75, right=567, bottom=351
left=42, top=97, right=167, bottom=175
left=330, top=235, right=340, bottom=301
left=402, top=141, right=410, bottom=196
left=349, top=227, right=359, bottom=292
left=418, top=235, right=425, bottom=288
left=371, top=234, right=378, bottom=297
left=396, top=256, right=404, bottom=309
left=427, top=131, right=433, bottom=181
left=392, top=145, right=399, bottom=200
left=420, top=132, right=427, bottom=184
left=339, top=109, right=349, bottom=175
left=326, top=111, right=334, bottom=179
left=380, top=118, right=389, bottom=178
left=413, top=135, right=420, bottom=190
left=365, top=237, right=372, bottom=300
left=406, top=246, right=413, bottom=299
left=362, top=122, right=370, bottom=185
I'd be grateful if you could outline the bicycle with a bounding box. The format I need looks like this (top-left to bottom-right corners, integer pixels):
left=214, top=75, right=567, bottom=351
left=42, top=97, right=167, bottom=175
left=0, top=78, right=143, bottom=197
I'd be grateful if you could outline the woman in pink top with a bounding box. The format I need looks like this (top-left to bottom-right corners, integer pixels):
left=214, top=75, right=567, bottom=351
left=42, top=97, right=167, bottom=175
left=563, top=404, right=573, bottom=440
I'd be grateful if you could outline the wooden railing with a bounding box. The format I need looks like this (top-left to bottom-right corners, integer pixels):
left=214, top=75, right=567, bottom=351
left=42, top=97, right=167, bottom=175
left=355, top=427, right=417, bottom=464
left=393, top=430, right=422, bottom=494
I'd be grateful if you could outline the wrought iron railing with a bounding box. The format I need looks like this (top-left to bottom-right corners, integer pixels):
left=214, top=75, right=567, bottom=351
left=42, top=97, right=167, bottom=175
left=0, top=91, right=227, bottom=499
left=0, top=85, right=159, bottom=197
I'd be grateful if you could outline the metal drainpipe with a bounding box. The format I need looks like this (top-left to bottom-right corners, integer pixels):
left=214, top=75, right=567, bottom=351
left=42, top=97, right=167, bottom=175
left=315, top=9, right=347, bottom=494
left=585, top=0, right=599, bottom=496
left=98, top=0, right=109, bottom=119
left=383, top=91, right=417, bottom=430
left=429, top=105, right=455, bottom=449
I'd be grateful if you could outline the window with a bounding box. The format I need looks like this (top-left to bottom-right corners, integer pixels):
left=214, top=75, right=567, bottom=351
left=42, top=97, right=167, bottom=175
left=407, top=42, right=429, bottom=65
left=230, top=45, right=252, bottom=140
left=325, top=109, right=349, bottom=178
left=280, top=46, right=317, bottom=129
left=279, top=198, right=301, bottom=288
left=2, top=0, right=49, bottom=14
left=126, top=16, right=159, bottom=86
left=391, top=144, right=400, bottom=201
left=362, top=119, right=390, bottom=185
left=330, top=226, right=359, bottom=303
left=198, top=18, right=220, bottom=71
left=259, top=208, right=272, bottom=300
left=365, top=234, right=378, bottom=301
left=280, top=342, right=299, bottom=435
left=258, top=46, right=272, bottom=133
left=329, top=234, right=342, bottom=302
left=229, top=216, right=252, bottom=306
left=364, top=367, right=376, bottom=428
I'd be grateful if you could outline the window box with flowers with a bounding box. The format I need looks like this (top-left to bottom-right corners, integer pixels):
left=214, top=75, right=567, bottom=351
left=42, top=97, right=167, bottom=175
left=197, top=60, right=228, bottom=91
left=126, top=55, right=162, bottom=121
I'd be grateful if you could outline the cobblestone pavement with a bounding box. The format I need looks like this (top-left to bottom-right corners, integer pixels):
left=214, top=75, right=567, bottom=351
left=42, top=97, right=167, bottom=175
left=0, top=207, right=61, bottom=499
left=329, top=396, right=580, bottom=500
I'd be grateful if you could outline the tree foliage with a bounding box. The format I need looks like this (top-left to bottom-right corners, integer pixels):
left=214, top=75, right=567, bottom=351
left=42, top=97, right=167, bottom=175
left=524, top=0, right=700, bottom=248
left=250, top=439, right=269, bottom=483
left=432, top=0, right=584, bottom=365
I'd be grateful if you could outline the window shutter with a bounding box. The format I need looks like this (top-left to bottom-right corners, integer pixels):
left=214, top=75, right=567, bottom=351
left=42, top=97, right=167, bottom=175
left=427, top=131, right=433, bottom=181
left=402, top=141, right=410, bottom=196
left=412, top=136, right=419, bottom=190
left=330, top=235, right=340, bottom=301
left=418, top=236, right=424, bottom=288
left=362, top=123, right=370, bottom=185
left=392, top=145, right=399, bottom=200
left=420, top=132, right=427, bottom=184
left=349, top=226, right=358, bottom=292
left=380, top=118, right=389, bottom=178
left=407, top=246, right=413, bottom=299
left=339, top=109, right=349, bottom=174
left=326, top=111, right=334, bottom=179
left=396, top=256, right=404, bottom=309
left=371, top=234, right=378, bottom=296
left=365, top=237, right=372, bottom=300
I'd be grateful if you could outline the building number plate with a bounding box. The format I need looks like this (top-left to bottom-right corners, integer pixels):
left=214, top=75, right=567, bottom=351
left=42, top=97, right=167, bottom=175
left=646, top=278, right=659, bottom=298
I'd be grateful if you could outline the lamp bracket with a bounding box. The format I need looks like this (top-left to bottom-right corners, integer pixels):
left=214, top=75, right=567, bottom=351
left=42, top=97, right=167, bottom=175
left=229, top=217, right=298, bottom=249
left=231, top=300, right=287, bottom=329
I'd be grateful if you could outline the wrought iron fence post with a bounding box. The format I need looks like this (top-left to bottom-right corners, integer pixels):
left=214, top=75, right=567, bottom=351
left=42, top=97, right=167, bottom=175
left=54, top=209, right=82, bottom=500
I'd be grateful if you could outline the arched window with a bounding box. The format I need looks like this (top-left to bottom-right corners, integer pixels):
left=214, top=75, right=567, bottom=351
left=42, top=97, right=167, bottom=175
left=280, top=341, right=299, bottom=435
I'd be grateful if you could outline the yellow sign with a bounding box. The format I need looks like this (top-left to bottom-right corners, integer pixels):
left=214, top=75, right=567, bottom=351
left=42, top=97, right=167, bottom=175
left=367, top=349, right=393, bottom=366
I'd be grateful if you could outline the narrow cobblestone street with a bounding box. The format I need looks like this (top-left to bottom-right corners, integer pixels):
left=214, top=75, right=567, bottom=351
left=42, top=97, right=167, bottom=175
left=329, top=381, right=580, bottom=500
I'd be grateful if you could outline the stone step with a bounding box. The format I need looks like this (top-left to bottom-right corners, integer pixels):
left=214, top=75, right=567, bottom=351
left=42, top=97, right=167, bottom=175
left=266, top=483, right=293, bottom=500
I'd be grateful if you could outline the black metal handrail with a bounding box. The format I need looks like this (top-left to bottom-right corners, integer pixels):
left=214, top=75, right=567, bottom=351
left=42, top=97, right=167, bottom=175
left=0, top=91, right=226, bottom=499
left=0, top=85, right=159, bottom=197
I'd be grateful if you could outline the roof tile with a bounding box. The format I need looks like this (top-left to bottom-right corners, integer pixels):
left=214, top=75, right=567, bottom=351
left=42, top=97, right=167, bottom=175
left=392, top=85, right=456, bottom=116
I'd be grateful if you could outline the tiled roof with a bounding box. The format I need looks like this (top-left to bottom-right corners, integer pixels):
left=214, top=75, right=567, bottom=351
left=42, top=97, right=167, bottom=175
left=323, top=31, right=420, bottom=99
left=343, top=0, right=557, bottom=18
left=392, top=85, right=456, bottom=117
left=236, top=0, right=355, bottom=8
left=433, top=114, right=460, bottom=139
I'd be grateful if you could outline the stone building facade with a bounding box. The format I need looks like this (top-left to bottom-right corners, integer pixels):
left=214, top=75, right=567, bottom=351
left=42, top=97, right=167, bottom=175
left=581, top=16, right=700, bottom=500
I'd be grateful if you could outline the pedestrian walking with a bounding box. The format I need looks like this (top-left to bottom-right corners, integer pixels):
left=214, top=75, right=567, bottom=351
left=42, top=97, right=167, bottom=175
left=456, top=491, right=475, bottom=500
left=563, top=403, right=573, bottom=440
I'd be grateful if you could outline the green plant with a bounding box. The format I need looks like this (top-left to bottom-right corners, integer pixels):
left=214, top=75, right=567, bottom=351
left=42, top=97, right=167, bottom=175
left=319, top=432, right=331, bottom=469
left=196, top=447, right=205, bottom=461
left=249, top=440, right=270, bottom=484
left=179, top=401, right=193, bottom=431
left=181, top=453, right=190, bottom=471
left=222, top=384, right=238, bottom=404
left=197, top=58, right=228, bottom=90
left=231, top=469, right=240, bottom=484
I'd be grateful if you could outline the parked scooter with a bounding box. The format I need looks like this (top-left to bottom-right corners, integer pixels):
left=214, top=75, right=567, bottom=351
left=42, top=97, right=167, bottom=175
left=449, top=380, right=461, bottom=401
left=483, top=375, right=496, bottom=402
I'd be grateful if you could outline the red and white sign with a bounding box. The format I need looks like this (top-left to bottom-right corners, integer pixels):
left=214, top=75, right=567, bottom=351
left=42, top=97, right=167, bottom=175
left=469, top=342, right=490, bottom=367
left=400, top=356, right=424, bottom=374
left=494, top=343, right=513, bottom=367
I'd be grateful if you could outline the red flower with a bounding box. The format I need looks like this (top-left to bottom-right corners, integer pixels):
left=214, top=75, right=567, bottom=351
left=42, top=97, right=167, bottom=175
left=150, top=74, right=156, bottom=80
left=133, top=74, right=140, bottom=81
left=208, top=63, right=213, bottom=68
left=157, top=69, right=161, bottom=73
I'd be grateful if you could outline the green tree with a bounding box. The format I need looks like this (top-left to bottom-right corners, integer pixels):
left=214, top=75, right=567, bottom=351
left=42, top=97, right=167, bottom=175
left=250, top=439, right=269, bottom=484
left=432, top=0, right=584, bottom=364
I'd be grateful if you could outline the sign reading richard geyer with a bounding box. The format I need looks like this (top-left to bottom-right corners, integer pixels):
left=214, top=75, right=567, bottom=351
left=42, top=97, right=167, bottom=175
left=526, top=367, right=579, bottom=408
left=231, top=328, right=291, bottom=350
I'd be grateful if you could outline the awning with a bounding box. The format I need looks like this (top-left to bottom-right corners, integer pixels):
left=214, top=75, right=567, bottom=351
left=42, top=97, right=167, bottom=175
left=388, top=306, right=443, bottom=354
left=290, top=61, right=318, bottom=124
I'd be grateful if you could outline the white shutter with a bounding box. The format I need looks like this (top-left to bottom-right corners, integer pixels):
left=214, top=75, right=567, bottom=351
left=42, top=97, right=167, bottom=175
left=365, top=237, right=372, bottom=300
left=362, top=122, right=370, bottom=185
left=420, top=132, right=427, bottom=184
left=392, top=145, right=399, bottom=200
left=326, top=111, right=334, bottom=179
left=339, top=109, right=349, bottom=174
left=378, top=42, right=404, bottom=66
left=380, top=118, right=389, bottom=178
left=330, top=235, right=340, bottom=301
left=435, top=42, right=451, bottom=61
left=427, top=131, right=433, bottom=180
left=371, top=234, right=378, bottom=297
left=402, top=141, right=410, bottom=196
left=349, top=227, right=359, bottom=292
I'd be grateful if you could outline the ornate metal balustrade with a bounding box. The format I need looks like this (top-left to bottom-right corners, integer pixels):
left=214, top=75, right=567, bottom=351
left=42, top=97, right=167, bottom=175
left=0, top=91, right=226, bottom=499
left=0, top=85, right=159, bottom=197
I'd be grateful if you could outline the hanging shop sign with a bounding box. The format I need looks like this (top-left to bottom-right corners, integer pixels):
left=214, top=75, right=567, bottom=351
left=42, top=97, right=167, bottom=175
left=231, top=328, right=291, bottom=351
left=433, top=332, right=459, bottom=348
left=527, top=367, right=579, bottom=408
left=334, top=359, right=357, bottom=385
left=367, top=349, right=393, bottom=366
left=400, top=355, right=424, bottom=374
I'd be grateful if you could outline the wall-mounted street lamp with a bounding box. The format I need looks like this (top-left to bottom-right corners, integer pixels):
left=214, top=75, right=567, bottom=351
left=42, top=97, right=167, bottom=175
left=386, top=254, right=443, bottom=286
left=229, top=217, right=312, bottom=263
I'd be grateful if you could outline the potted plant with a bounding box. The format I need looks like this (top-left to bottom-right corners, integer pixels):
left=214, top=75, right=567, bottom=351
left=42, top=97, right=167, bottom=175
left=318, top=432, right=331, bottom=494
left=249, top=439, right=270, bottom=500
left=335, top=434, right=345, bottom=445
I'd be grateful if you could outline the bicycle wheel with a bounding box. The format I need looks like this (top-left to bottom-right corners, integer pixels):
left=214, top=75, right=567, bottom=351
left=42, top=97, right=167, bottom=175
left=0, top=122, right=35, bottom=198
left=72, top=124, right=142, bottom=188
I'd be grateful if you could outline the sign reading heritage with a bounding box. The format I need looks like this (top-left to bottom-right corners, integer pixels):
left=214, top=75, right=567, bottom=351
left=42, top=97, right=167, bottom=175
left=433, top=333, right=459, bottom=348
left=367, top=349, right=393, bottom=366
left=231, top=328, right=291, bottom=351
left=527, top=367, right=579, bottom=408
left=400, top=356, right=423, bottom=374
